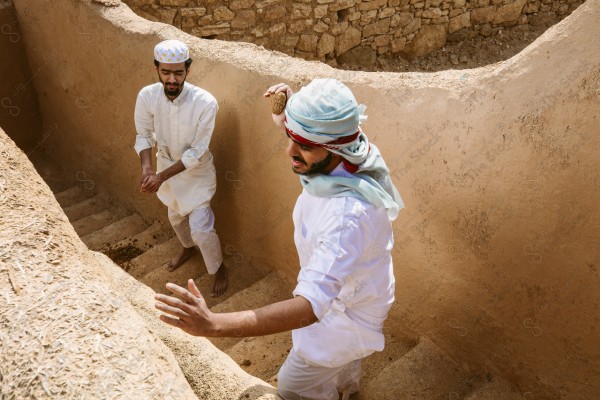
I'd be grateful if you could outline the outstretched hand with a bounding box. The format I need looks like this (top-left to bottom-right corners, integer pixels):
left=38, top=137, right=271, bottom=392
left=263, top=83, right=293, bottom=99
left=155, top=279, right=216, bottom=337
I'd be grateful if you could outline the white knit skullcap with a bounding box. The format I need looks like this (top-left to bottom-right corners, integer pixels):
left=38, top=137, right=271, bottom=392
left=154, top=40, right=190, bottom=64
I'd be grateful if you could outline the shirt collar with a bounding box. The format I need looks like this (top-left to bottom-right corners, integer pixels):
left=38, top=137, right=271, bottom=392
left=165, top=83, right=189, bottom=105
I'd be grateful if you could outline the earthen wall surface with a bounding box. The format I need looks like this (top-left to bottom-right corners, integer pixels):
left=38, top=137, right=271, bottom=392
left=9, top=0, right=600, bottom=398
left=0, top=1, right=42, bottom=152
left=124, top=0, right=584, bottom=66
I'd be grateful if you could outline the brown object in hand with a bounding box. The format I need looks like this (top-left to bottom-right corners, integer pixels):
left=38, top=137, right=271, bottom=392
left=270, top=91, right=287, bottom=115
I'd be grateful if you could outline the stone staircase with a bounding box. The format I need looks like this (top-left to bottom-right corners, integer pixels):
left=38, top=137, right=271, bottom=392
left=31, top=151, right=525, bottom=400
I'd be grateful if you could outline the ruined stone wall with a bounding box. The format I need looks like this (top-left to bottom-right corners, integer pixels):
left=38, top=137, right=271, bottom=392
left=124, top=0, right=583, bottom=66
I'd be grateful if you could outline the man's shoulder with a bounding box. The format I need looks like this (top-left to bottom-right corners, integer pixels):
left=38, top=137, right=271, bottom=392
left=186, top=83, right=217, bottom=106
left=138, top=82, right=162, bottom=97
left=302, top=193, right=376, bottom=222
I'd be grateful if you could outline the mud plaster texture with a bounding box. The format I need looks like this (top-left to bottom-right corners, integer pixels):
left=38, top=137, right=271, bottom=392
left=7, top=0, right=600, bottom=398
left=0, top=127, right=281, bottom=398
left=0, top=1, right=42, bottom=153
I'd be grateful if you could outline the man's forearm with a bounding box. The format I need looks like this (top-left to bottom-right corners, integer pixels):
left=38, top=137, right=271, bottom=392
left=140, top=148, right=153, bottom=171
left=157, top=160, right=186, bottom=181
left=209, top=296, right=318, bottom=337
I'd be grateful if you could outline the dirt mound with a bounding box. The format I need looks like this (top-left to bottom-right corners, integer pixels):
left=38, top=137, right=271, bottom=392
left=0, top=128, right=279, bottom=399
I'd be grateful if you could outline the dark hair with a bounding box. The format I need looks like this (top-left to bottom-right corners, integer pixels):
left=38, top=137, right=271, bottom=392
left=154, top=57, right=193, bottom=70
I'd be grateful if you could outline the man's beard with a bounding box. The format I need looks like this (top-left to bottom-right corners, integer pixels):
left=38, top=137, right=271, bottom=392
left=293, top=151, right=333, bottom=175
left=159, top=75, right=185, bottom=97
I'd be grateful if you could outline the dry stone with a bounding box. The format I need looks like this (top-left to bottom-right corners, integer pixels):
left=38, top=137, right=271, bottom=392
left=263, top=5, right=286, bottom=21
left=159, top=0, right=187, bottom=5
left=297, top=33, right=319, bottom=51
left=391, top=36, right=407, bottom=52
left=399, top=23, right=446, bottom=58
left=494, top=0, right=527, bottom=23
left=403, top=17, right=421, bottom=34
left=471, top=5, right=497, bottom=23
left=231, top=10, right=255, bottom=28
left=214, top=6, right=235, bottom=22
left=330, top=0, right=356, bottom=12
left=289, top=19, right=314, bottom=34
left=267, top=22, right=286, bottom=36
left=363, top=17, right=391, bottom=36
left=256, top=0, right=282, bottom=7
left=379, top=7, right=396, bottom=18
left=357, top=0, right=387, bottom=11
left=396, top=12, right=414, bottom=27
left=337, top=46, right=376, bottom=66
left=192, top=23, right=231, bottom=36
left=284, top=35, right=300, bottom=46
left=314, top=4, right=329, bottom=18
left=422, top=7, right=443, bottom=18
left=314, top=20, right=329, bottom=32
left=335, top=26, right=361, bottom=54
left=331, top=21, right=349, bottom=35
left=373, top=34, right=392, bottom=46
left=291, top=3, right=312, bottom=19
left=449, top=11, right=470, bottom=32
left=199, top=15, right=215, bottom=25
left=317, top=32, right=335, bottom=56
left=230, top=0, right=256, bottom=10
left=360, top=10, right=378, bottom=24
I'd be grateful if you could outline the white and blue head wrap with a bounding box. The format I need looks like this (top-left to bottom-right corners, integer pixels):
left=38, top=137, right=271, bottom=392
left=283, top=78, right=404, bottom=220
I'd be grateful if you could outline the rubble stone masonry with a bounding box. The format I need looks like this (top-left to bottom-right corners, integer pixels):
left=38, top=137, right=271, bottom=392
left=126, top=0, right=583, bottom=66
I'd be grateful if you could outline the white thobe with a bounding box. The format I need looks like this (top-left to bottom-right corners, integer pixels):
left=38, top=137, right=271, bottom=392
left=134, top=82, right=218, bottom=216
left=291, top=164, right=396, bottom=369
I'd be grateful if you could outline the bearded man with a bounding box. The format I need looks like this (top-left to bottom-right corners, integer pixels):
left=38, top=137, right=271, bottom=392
left=154, top=78, right=403, bottom=399
left=134, top=39, right=228, bottom=297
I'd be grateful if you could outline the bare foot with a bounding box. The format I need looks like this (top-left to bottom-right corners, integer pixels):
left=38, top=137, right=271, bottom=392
left=165, top=246, right=195, bottom=272
left=211, top=263, right=228, bottom=297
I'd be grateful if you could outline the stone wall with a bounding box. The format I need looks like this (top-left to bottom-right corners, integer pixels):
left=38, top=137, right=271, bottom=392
left=124, top=0, right=583, bottom=66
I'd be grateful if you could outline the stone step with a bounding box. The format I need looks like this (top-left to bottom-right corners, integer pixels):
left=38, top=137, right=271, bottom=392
left=124, top=236, right=183, bottom=279
left=71, top=209, right=116, bottom=237
left=359, top=330, right=419, bottom=385
left=357, top=337, right=478, bottom=400
left=54, top=185, right=87, bottom=208
left=142, top=251, right=206, bottom=295
left=463, top=377, right=524, bottom=400
left=63, top=196, right=105, bottom=222
left=191, top=257, right=269, bottom=310
left=227, top=332, right=291, bottom=383
left=81, top=213, right=147, bottom=251
left=208, top=272, right=294, bottom=352
left=102, top=221, right=171, bottom=266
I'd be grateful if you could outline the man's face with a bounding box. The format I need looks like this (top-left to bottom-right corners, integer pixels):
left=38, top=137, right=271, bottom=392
left=286, top=136, right=335, bottom=175
left=156, top=62, right=188, bottom=98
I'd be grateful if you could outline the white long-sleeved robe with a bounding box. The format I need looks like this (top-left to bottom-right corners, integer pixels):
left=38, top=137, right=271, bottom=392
left=134, top=82, right=218, bottom=216
left=291, top=164, right=396, bottom=369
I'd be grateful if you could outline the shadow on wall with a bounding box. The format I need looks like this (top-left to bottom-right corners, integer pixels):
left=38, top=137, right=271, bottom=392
left=0, top=2, right=42, bottom=152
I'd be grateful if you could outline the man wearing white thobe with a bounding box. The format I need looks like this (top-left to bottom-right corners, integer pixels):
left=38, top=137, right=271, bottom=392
left=154, top=78, right=403, bottom=399
left=134, top=40, right=227, bottom=297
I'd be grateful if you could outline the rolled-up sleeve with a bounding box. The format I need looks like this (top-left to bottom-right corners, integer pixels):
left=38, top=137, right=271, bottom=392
left=133, top=90, right=155, bottom=155
left=293, top=215, right=364, bottom=320
left=181, top=99, right=218, bottom=169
